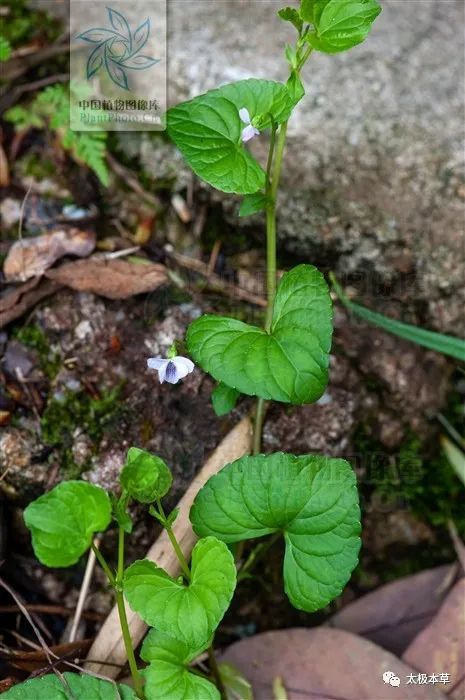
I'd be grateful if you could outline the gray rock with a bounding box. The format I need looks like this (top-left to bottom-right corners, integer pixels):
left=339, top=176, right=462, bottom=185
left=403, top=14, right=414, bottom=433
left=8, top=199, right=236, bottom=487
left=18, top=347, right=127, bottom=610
left=0, top=428, right=50, bottom=501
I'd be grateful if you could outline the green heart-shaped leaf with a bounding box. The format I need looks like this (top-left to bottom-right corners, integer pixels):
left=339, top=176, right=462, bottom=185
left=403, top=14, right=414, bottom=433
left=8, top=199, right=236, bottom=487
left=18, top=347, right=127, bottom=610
left=306, top=0, right=382, bottom=54
left=0, top=672, right=136, bottom=699
left=123, top=537, right=236, bottom=649
left=141, top=631, right=219, bottom=700
left=238, top=191, right=268, bottom=217
left=211, top=382, right=240, bottom=416
left=190, top=453, right=361, bottom=612
left=187, top=264, right=332, bottom=404
left=120, top=447, right=172, bottom=503
left=24, top=481, right=112, bottom=567
left=167, top=79, right=293, bottom=194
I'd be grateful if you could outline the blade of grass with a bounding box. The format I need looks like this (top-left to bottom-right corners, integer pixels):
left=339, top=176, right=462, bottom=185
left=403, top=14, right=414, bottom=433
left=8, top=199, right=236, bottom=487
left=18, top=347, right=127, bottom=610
left=330, top=273, right=465, bottom=362
left=441, top=435, right=465, bottom=487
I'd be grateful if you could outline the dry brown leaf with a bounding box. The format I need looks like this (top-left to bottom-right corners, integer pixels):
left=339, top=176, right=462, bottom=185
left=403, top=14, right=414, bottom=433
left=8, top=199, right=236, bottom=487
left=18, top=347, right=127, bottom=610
left=46, top=257, right=167, bottom=299
left=1, top=639, right=92, bottom=673
left=4, top=228, right=96, bottom=282
left=0, top=278, right=61, bottom=329
left=85, top=417, right=253, bottom=678
left=328, top=565, right=458, bottom=656
left=403, top=579, right=465, bottom=699
left=0, top=141, right=10, bottom=187
left=221, top=628, right=448, bottom=700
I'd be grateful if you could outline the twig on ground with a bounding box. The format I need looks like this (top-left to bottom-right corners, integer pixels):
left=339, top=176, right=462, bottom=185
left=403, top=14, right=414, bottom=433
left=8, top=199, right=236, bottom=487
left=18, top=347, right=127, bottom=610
left=171, top=193, right=192, bottom=223
left=0, top=604, right=104, bottom=622
left=106, top=153, right=161, bottom=209
left=0, top=573, right=124, bottom=698
left=0, top=574, right=56, bottom=667
left=5, top=630, right=41, bottom=651
left=207, top=240, right=222, bottom=278
left=100, top=247, right=141, bottom=261
left=166, top=248, right=267, bottom=308
left=67, top=538, right=100, bottom=643
left=15, top=367, right=41, bottom=422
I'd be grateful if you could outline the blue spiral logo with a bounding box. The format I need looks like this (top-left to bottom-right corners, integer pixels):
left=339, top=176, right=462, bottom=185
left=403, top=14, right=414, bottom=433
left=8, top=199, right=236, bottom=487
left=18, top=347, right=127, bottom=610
left=76, top=7, right=159, bottom=91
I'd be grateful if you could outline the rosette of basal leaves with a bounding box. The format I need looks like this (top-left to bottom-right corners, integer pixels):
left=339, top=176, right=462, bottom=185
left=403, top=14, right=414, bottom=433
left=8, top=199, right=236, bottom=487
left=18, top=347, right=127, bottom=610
left=301, top=0, right=382, bottom=54
left=124, top=537, right=236, bottom=649
left=77, top=7, right=159, bottom=90
left=190, top=453, right=361, bottom=612
left=187, top=264, right=332, bottom=404
left=23, top=481, right=111, bottom=567
left=141, top=631, right=220, bottom=700
left=0, top=672, right=136, bottom=700
left=167, top=79, right=294, bottom=194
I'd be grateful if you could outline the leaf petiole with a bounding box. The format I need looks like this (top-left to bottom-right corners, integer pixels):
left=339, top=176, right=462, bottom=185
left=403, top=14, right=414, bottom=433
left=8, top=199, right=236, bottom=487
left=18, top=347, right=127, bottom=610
left=115, top=526, right=145, bottom=699
left=155, top=499, right=191, bottom=581
left=208, top=644, right=227, bottom=700
left=91, top=541, right=116, bottom=587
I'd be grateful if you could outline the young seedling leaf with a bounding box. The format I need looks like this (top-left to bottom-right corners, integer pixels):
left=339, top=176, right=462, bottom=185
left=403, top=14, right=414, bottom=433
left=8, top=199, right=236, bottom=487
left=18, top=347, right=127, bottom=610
left=0, top=671, right=136, bottom=699
left=286, top=71, right=305, bottom=105
left=123, top=537, right=236, bottom=649
left=23, top=481, right=112, bottom=567
left=306, top=0, right=382, bottom=54
left=187, top=264, right=332, bottom=404
left=331, top=274, right=465, bottom=362
left=278, top=7, right=303, bottom=33
left=212, top=382, right=240, bottom=416
left=238, top=192, right=268, bottom=217
left=190, top=453, right=361, bottom=612
left=111, top=493, right=133, bottom=534
left=141, top=630, right=220, bottom=700
left=120, top=447, right=172, bottom=503
left=167, top=79, right=294, bottom=194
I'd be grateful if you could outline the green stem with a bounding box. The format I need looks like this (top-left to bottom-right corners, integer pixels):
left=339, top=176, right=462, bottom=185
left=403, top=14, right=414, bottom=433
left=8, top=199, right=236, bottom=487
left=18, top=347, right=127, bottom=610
left=252, top=121, right=287, bottom=454
left=208, top=644, right=227, bottom=700
left=251, top=44, right=314, bottom=456
left=297, top=44, right=313, bottom=71
left=91, top=543, right=115, bottom=588
left=115, top=528, right=145, bottom=700
left=253, top=397, right=267, bottom=455
left=117, top=525, right=125, bottom=582
left=237, top=532, right=280, bottom=582
left=115, top=589, right=144, bottom=699
left=157, top=500, right=191, bottom=581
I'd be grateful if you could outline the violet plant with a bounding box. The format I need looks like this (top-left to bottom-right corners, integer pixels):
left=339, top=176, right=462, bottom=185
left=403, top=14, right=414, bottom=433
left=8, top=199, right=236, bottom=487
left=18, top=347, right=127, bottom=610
left=7, top=2, right=382, bottom=698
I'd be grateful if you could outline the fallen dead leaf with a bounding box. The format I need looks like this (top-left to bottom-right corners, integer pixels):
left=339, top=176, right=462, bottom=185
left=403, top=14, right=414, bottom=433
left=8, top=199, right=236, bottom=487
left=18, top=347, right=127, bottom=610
left=327, top=565, right=459, bottom=656
left=221, top=628, right=447, bottom=700
left=46, top=257, right=167, bottom=299
left=403, top=578, right=465, bottom=699
left=0, top=140, right=10, bottom=187
left=0, top=278, right=61, bottom=329
left=0, top=639, right=92, bottom=674
left=4, top=228, right=96, bottom=282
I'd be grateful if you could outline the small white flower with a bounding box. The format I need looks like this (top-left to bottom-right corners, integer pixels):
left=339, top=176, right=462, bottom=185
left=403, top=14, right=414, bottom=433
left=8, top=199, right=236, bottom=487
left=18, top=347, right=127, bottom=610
left=239, top=107, right=260, bottom=143
left=147, top=355, right=195, bottom=384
